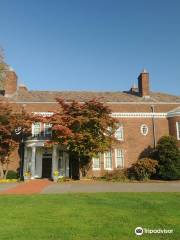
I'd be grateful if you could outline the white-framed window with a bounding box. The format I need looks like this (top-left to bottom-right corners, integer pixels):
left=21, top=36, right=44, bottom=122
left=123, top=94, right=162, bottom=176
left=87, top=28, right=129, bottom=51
left=115, top=124, right=124, bottom=140
left=140, top=124, right=148, bottom=136
left=115, top=149, right=124, bottom=168
left=44, top=123, right=52, bottom=136
left=104, top=151, right=113, bottom=170
left=32, top=122, right=41, bottom=136
left=92, top=155, right=101, bottom=170
left=176, top=122, right=180, bottom=140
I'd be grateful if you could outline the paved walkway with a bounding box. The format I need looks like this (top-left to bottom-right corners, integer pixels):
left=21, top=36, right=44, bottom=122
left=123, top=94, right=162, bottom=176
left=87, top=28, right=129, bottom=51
left=0, top=180, right=180, bottom=194
left=42, top=180, right=180, bottom=194
left=1, top=179, right=53, bottom=195
left=0, top=183, right=18, bottom=192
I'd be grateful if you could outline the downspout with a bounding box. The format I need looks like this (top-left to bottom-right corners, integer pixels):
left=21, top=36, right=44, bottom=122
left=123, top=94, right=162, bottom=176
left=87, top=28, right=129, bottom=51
left=151, top=105, right=157, bottom=148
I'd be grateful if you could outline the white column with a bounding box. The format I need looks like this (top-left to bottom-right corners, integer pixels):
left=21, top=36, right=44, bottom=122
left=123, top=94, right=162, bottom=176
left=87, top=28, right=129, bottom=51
left=52, top=145, right=58, bottom=179
left=31, top=146, right=36, bottom=179
left=64, top=152, right=69, bottom=177
left=23, top=147, right=28, bottom=176
left=35, top=148, right=42, bottom=178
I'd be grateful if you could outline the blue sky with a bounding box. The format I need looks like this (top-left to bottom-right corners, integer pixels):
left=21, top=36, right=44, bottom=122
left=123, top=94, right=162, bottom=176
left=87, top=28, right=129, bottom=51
left=0, top=0, right=180, bottom=95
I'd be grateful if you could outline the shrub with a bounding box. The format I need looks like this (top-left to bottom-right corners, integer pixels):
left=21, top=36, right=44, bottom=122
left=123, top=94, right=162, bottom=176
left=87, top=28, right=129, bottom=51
left=128, top=158, right=158, bottom=181
left=101, top=169, right=128, bottom=182
left=6, top=170, right=18, bottom=179
left=155, top=136, right=180, bottom=180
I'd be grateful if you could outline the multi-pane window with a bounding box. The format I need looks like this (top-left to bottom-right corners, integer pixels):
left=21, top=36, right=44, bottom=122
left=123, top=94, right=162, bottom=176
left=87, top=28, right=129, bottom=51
left=115, top=149, right=124, bottom=168
left=115, top=124, right=124, bottom=140
left=44, top=123, right=52, bottom=136
left=176, top=122, right=180, bottom=140
left=92, top=156, right=100, bottom=170
left=32, top=122, right=52, bottom=137
left=33, top=122, right=41, bottom=136
left=104, top=151, right=113, bottom=170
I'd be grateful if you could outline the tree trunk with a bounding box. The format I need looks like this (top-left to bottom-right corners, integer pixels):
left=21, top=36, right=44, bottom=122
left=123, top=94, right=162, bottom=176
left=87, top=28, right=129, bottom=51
left=69, top=152, right=80, bottom=180
left=0, top=163, right=3, bottom=179
left=79, top=157, right=82, bottom=180
left=4, top=163, right=9, bottom=179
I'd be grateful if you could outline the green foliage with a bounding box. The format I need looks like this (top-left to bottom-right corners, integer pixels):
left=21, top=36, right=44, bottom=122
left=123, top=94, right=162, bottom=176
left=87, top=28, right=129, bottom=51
left=128, top=158, right=158, bottom=180
left=6, top=170, right=18, bottom=179
left=155, top=136, right=180, bottom=180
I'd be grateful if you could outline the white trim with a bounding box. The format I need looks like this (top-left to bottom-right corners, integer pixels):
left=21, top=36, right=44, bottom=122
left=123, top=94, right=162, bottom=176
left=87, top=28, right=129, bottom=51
left=115, top=124, right=124, bottom=141
left=31, top=123, right=34, bottom=136
left=14, top=101, right=180, bottom=105
left=33, top=111, right=167, bottom=119
left=104, top=151, right=113, bottom=170
left=32, top=122, right=41, bottom=136
left=115, top=149, right=124, bottom=168
left=111, top=112, right=167, bottom=118
left=176, top=122, right=180, bottom=140
left=33, top=112, right=54, bottom=117
left=167, top=111, right=180, bottom=118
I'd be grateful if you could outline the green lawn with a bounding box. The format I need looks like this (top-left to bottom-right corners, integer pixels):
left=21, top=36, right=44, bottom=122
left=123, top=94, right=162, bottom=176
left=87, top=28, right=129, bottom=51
left=0, top=193, right=179, bottom=240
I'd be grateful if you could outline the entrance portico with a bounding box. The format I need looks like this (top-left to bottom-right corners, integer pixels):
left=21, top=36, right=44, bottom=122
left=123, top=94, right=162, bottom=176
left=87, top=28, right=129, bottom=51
left=23, top=140, right=69, bottom=179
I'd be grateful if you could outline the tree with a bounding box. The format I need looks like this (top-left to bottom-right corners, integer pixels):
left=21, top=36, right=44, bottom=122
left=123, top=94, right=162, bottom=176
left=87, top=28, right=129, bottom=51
left=47, top=98, right=118, bottom=178
left=155, top=136, right=180, bottom=180
left=0, top=100, right=32, bottom=179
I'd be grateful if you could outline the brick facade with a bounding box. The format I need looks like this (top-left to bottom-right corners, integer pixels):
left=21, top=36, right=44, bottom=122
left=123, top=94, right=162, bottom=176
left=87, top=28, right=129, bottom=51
left=4, top=70, right=17, bottom=96
left=1, top=67, right=180, bottom=178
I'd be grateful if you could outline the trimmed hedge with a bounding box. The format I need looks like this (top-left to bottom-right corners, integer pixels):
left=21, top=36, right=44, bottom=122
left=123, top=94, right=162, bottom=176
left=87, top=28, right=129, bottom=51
left=6, top=170, right=18, bottom=179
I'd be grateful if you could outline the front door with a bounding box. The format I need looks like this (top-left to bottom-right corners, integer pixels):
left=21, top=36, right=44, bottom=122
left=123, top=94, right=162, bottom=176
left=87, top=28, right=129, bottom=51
left=42, top=157, right=52, bottom=178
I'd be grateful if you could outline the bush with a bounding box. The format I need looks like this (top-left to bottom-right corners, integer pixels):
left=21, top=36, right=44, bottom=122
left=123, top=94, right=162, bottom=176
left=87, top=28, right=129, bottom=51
left=155, top=136, right=180, bottom=180
left=101, top=169, right=128, bottom=182
left=128, top=158, right=158, bottom=181
left=6, top=170, right=18, bottom=179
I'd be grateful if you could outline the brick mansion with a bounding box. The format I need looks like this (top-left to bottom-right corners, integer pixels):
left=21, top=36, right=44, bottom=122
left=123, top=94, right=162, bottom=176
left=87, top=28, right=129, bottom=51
left=0, top=66, right=180, bottom=179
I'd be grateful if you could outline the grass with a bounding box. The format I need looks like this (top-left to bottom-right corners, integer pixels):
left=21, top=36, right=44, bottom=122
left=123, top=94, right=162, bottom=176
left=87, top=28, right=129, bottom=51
left=0, top=193, right=179, bottom=240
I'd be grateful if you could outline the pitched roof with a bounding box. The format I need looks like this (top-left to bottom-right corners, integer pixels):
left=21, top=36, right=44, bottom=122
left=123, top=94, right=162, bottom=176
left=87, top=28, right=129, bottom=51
left=10, top=88, right=180, bottom=103
left=167, top=106, right=180, bottom=117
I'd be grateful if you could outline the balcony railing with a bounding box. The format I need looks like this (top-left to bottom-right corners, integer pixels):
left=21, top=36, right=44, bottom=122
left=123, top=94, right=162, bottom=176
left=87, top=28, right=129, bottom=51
left=27, top=133, right=52, bottom=141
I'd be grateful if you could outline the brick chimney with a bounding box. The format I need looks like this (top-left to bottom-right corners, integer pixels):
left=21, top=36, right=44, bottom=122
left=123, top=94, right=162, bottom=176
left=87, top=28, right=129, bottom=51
left=138, top=69, right=150, bottom=97
left=4, top=66, right=17, bottom=97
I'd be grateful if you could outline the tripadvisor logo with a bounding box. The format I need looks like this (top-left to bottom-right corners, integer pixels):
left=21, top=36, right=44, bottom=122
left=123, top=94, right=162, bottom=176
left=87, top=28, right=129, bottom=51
left=135, top=226, right=173, bottom=236
left=135, top=227, right=143, bottom=236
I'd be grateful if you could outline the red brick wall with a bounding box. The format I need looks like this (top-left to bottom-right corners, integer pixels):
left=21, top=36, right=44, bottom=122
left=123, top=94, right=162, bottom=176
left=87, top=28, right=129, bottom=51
left=7, top=101, right=179, bottom=177
left=4, top=71, right=17, bottom=96
left=88, top=117, right=169, bottom=177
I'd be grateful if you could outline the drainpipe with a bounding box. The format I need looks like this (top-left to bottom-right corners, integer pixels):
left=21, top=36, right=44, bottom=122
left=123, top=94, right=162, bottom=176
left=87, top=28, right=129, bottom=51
left=151, top=105, right=157, bottom=148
